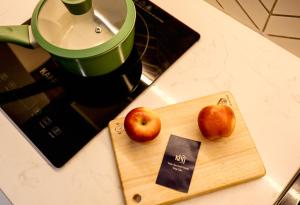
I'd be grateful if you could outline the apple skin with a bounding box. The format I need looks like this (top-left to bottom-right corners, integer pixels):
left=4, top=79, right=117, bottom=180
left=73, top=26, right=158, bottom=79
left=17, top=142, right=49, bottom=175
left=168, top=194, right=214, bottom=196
left=198, top=105, right=236, bottom=140
left=124, top=107, right=161, bottom=142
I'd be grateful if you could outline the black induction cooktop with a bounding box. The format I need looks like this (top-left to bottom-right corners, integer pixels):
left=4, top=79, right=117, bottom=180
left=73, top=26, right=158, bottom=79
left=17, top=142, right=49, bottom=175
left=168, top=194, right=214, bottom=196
left=0, top=0, right=200, bottom=168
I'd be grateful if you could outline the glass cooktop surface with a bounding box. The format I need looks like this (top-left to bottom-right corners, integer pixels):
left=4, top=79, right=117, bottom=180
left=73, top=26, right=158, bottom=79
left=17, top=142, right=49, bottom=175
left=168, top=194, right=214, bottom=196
left=0, top=0, right=200, bottom=167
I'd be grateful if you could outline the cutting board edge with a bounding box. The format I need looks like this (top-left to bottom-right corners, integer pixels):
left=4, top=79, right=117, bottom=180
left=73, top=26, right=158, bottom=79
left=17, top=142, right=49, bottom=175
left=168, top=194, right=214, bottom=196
left=121, top=170, right=266, bottom=205
left=108, top=120, right=128, bottom=204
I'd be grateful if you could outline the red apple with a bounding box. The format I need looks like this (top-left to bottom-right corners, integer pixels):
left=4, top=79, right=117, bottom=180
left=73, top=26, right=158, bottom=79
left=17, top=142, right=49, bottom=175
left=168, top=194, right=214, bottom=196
left=124, top=107, right=161, bottom=142
left=198, top=105, right=236, bottom=140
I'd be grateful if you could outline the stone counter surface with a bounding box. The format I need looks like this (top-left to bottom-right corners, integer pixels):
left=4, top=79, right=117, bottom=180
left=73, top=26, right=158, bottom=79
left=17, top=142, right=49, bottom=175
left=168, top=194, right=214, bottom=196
left=1, top=0, right=300, bottom=204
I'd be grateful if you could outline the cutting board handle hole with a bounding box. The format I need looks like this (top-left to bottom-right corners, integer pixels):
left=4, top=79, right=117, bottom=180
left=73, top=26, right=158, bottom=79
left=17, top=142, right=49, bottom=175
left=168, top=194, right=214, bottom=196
left=133, top=194, right=142, bottom=203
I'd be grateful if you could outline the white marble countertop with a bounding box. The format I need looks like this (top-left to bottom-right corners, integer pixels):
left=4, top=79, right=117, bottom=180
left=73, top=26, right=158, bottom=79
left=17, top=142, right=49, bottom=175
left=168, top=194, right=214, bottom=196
left=1, top=0, right=300, bottom=204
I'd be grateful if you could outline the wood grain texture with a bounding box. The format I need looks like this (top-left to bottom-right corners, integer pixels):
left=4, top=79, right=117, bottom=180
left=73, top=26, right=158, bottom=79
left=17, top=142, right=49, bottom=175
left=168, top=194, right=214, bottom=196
left=108, top=91, right=265, bottom=205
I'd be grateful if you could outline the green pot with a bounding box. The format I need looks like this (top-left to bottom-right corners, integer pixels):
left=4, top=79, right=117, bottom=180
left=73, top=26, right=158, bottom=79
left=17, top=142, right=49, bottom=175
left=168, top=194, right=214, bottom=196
left=0, top=0, right=136, bottom=77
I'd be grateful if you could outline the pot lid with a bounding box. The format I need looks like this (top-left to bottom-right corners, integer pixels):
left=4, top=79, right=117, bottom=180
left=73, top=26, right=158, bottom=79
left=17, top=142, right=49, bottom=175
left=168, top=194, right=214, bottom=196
left=37, top=0, right=127, bottom=50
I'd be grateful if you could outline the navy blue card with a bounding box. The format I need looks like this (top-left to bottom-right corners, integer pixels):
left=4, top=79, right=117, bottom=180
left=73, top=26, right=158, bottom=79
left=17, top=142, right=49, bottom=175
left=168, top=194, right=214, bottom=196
left=156, top=135, right=201, bottom=193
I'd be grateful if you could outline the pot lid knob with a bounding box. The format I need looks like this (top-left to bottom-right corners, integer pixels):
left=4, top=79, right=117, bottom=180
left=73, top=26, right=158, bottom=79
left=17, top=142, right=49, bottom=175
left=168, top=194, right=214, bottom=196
left=61, top=0, right=92, bottom=15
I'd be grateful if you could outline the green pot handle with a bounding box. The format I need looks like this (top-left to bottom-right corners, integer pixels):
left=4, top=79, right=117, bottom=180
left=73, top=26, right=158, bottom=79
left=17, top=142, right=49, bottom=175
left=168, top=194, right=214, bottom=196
left=0, top=25, right=32, bottom=48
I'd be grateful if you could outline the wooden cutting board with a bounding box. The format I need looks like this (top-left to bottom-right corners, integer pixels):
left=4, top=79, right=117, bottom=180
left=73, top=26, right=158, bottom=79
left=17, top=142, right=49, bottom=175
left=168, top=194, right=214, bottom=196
left=108, top=91, right=265, bottom=205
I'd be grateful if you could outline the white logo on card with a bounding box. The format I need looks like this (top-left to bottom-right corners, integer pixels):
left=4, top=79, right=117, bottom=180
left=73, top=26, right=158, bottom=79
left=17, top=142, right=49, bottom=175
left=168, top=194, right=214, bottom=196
left=175, top=154, right=186, bottom=164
